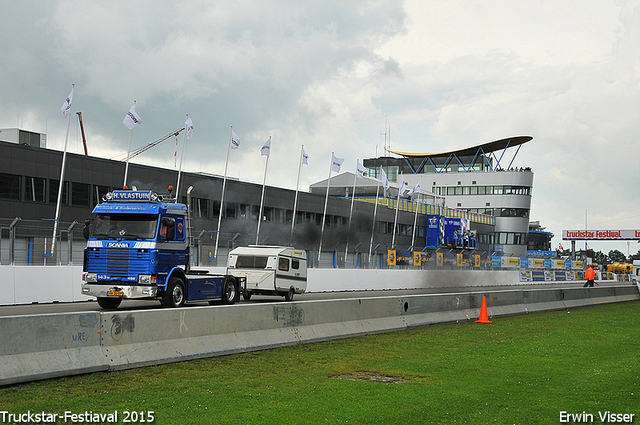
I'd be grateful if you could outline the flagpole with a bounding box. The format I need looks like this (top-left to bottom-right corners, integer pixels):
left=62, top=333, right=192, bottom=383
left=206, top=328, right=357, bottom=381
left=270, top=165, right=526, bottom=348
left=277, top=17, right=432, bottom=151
left=391, top=172, right=403, bottom=248
left=51, top=84, right=74, bottom=257
left=344, top=160, right=359, bottom=265
left=256, top=136, right=271, bottom=245
left=175, top=114, right=189, bottom=200
left=411, top=199, right=420, bottom=248
left=123, top=100, right=136, bottom=189
left=290, top=145, right=304, bottom=245
left=317, top=152, right=334, bottom=264
left=410, top=179, right=422, bottom=248
left=367, top=166, right=382, bottom=265
left=214, top=126, right=233, bottom=261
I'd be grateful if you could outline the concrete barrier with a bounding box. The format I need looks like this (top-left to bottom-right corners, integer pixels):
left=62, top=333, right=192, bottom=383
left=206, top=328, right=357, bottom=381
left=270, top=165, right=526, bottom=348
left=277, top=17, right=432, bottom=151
left=1, top=285, right=638, bottom=386
left=0, top=312, right=106, bottom=386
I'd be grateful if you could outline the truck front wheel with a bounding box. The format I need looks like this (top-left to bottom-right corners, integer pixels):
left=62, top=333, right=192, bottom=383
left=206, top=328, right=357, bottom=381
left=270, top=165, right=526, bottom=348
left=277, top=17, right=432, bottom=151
left=162, top=277, right=186, bottom=308
left=221, top=277, right=238, bottom=305
left=97, top=297, right=122, bottom=309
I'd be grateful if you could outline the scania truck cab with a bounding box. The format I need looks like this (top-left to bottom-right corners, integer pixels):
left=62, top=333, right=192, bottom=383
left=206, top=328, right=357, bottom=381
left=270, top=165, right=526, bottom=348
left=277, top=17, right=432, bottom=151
left=82, top=190, right=242, bottom=309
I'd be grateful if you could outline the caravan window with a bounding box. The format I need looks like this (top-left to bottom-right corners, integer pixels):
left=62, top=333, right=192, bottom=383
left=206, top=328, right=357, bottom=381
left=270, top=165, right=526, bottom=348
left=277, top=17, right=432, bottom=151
left=236, top=256, right=269, bottom=269
left=278, top=258, right=290, bottom=271
left=292, top=259, right=300, bottom=270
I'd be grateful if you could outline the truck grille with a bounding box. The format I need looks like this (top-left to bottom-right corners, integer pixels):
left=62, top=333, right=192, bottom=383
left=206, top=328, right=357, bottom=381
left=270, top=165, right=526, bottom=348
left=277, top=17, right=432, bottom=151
left=86, top=248, right=151, bottom=278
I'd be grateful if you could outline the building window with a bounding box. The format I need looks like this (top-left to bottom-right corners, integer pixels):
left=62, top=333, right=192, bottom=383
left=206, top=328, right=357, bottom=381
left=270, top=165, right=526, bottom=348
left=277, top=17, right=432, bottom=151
left=262, top=207, right=275, bottom=221
left=239, top=204, right=250, bottom=219
left=0, top=173, right=21, bottom=200
left=25, top=176, right=46, bottom=203
left=224, top=203, right=238, bottom=219
left=49, top=180, right=69, bottom=205
left=191, top=197, right=209, bottom=218
left=495, top=232, right=528, bottom=246
left=71, top=182, right=90, bottom=207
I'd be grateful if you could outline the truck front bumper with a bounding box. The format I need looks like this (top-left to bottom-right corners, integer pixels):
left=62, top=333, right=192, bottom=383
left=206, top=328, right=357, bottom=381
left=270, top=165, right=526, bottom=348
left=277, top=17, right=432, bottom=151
left=81, top=283, right=157, bottom=299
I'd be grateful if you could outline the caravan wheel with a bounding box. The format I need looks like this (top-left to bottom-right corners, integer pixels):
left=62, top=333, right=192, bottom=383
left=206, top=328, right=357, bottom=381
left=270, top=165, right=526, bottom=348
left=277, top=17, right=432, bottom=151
left=285, top=288, right=295, bottom=302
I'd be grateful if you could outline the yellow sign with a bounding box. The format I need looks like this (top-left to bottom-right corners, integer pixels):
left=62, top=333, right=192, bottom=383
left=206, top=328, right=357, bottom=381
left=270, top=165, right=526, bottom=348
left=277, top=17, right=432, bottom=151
left=475, top=255, right=481, bottom=268
left=506, top=258, right=520, bottom=266
left=457, top=253, right=463, bottom=267
left=413, top=251, right=421, bottom=266
left=387, top=250, right=396, bottom=266
left=436, top=252, right=443, bottom=267
left=531, top=259, right=545, bottom=268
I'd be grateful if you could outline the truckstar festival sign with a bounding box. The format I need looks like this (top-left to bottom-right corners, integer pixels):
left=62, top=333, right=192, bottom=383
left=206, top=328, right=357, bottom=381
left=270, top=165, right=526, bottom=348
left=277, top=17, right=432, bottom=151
left=562, top=229, right=640, bottom=240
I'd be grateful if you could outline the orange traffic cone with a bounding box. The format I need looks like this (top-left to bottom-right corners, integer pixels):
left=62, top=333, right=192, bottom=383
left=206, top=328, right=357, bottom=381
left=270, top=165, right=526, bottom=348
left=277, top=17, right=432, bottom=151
left=475, top=295, right=492, bottom=324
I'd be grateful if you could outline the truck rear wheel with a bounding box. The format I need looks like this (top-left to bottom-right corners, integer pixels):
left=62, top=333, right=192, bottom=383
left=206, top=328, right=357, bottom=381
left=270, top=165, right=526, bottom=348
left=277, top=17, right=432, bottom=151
left=163, top=277, right=186, bottom=308
left=97, top=297, right=122, bottom=309
left=221, top=277, right=237, bottom=305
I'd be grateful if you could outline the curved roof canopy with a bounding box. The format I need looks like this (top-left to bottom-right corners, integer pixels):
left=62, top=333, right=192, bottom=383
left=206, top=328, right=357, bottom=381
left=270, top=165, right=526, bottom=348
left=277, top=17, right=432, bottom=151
left=387, top=136, right=532, bottom=159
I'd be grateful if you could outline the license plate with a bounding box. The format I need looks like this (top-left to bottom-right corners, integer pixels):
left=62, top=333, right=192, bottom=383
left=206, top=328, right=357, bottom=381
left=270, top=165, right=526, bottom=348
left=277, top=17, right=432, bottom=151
left=107, top=290, right=124, bottom=297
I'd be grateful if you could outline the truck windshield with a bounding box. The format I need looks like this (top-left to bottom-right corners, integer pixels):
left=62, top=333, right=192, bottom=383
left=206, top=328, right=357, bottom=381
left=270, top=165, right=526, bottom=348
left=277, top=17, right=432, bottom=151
left=92, top=214, right=159, bottom=240
left=235, top=256, right=269, bottom=269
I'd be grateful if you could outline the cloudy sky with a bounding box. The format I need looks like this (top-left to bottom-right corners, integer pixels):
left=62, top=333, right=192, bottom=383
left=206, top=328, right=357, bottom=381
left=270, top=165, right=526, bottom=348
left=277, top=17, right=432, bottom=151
left=2, top=0, right=639, bottom=256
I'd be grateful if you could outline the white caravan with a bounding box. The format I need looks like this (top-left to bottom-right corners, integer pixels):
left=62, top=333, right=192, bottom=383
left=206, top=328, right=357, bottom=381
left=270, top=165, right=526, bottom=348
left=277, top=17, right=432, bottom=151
left=227, top=246, right=308, bottom=301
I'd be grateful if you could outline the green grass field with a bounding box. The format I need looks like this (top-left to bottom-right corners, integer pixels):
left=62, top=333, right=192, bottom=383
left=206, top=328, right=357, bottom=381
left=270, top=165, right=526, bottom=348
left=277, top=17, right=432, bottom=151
left=1, top=301, right=639, bottom=424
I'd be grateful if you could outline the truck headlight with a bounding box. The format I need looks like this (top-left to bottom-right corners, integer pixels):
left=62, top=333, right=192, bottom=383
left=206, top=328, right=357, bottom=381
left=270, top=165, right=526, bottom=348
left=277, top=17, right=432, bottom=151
left=83, top=273, right=97, bottom=282
left=138, top=274, right=157, bottom=285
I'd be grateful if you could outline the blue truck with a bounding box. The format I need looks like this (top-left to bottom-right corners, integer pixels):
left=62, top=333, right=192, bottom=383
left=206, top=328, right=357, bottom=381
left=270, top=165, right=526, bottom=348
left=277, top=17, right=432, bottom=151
left=81, top=189, right=243, bottom=309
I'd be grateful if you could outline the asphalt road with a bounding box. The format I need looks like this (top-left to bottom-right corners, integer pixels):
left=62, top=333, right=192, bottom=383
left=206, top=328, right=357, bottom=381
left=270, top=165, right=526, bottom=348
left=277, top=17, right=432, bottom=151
left=1, top=281, right=631, bottom=317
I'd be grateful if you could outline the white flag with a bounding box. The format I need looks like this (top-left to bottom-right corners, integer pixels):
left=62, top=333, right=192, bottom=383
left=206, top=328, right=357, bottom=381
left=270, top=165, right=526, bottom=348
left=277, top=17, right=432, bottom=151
left=302, top=148, right=309, bottom=165
left=331, top=154, right=344, bottom=172
left=408, top=179, right=421, bottom=197
left=230, top=130, right=240, bottom=149
left=174, top=138, right=178, bottom=167
left=261, top=138, right=271, bottom=156
left=398, top=173, right=406, bottom=195
left=381, top=168, right=390, bottom=190
left=185, top=117, right=194, bottom=139
left=356, top=161, right=367, bottom=179
left=123, top=104, right=143, bottom=130
left=61, top=88, right=74, bottom=118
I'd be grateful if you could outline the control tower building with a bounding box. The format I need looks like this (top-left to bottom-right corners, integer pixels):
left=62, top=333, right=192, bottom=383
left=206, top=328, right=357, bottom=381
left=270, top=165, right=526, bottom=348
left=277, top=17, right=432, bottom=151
left=363, top=136, right=533, bottom=257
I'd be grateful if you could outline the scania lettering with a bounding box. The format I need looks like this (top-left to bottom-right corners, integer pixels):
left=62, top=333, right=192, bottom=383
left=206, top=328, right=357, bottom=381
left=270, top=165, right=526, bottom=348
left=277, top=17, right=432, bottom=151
left=81, top=189, right=243, bottom=309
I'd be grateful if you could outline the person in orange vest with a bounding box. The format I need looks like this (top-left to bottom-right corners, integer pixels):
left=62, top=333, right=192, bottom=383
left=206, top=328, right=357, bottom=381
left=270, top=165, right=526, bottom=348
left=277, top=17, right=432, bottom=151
left=583, top=265, right=596, bottom=287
